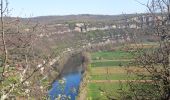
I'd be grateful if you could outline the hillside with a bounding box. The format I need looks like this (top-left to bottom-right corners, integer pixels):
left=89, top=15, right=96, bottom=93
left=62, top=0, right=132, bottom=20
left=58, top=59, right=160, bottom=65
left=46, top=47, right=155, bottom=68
left=25, top=14, right=137, bottom=24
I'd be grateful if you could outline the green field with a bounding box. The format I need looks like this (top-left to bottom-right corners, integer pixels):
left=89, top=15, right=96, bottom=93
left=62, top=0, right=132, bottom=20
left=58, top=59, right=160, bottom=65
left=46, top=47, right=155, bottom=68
left=87, top=50, right=134, bottom=99
left=87, top=83, right=128, bottom=100
left=91, top=50, right=134, bottom=60
left=90, top=73, right=136, bottom=80
left=91, top=60, right=131, bottom=67
left=87, top=43, right=158, bottom=100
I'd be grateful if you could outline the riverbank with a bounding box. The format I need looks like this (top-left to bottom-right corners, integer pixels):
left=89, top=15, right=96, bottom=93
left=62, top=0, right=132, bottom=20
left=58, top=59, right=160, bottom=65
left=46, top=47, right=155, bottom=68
left=49, top=51, right=91, bottom=99
left=77, top=71, right=89, bottom=100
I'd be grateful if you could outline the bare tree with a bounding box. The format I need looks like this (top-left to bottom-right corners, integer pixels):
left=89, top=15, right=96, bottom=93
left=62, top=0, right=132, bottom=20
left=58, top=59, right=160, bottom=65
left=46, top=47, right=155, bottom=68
left=0, top=0, right=8, bottom=78
left=118, top=0, right=170, bottom=100
left=0, top=1, right=60, bottom=99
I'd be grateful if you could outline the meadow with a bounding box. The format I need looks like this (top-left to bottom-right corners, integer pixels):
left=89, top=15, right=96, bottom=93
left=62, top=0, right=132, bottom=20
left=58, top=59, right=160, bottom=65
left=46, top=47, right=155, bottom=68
left=87, top=50, right=133, bottom=99
left=87, top=42, right=157, bottom=99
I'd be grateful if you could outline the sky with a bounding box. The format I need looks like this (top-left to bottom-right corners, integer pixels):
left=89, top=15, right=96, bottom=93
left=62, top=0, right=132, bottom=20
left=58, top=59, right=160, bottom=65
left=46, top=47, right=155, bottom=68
left=8, top=0, right=148, bottom=17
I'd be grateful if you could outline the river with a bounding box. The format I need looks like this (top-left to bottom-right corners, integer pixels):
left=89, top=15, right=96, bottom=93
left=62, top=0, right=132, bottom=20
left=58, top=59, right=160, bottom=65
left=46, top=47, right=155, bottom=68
left=48, top=52, right=86, bottom=100
left=48, top=70, right=82, bottom=100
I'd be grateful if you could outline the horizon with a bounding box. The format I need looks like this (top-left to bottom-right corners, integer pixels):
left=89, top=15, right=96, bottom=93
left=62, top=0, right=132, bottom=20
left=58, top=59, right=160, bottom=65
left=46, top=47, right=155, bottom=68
left=16, top=13, right=145, bottom=18
left=7, top=13, right=149, bottom=19
left=9, top=0, right=148, bottom=18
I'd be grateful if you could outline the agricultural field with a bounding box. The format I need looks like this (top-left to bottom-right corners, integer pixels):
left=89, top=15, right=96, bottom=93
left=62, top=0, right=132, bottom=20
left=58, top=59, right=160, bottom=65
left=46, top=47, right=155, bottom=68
left=87, top=43, right=158, bottom=99
left=91, top=50, right=134, bottom=60
left=87, top=50, right=134, bottom=100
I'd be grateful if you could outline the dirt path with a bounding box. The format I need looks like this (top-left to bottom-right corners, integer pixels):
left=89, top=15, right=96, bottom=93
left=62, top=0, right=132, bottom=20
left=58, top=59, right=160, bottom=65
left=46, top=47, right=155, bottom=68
left=77, top=86, right=87, bottom=100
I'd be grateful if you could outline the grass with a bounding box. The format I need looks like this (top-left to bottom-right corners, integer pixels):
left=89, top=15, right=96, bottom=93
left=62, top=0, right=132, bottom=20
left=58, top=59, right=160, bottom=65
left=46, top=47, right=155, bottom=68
left=87, top=83, right=128, bottom=100
left=90, top=67, right=126, bottom=74
left=90, top=73, right=137, bottom=80
left=91, top=60, right=131, bottom=67
left=91, top=50, right=134, bottom=60
left=87, top=46, right=154, bottom=99
left=88, top=50, right=133, bottom=99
